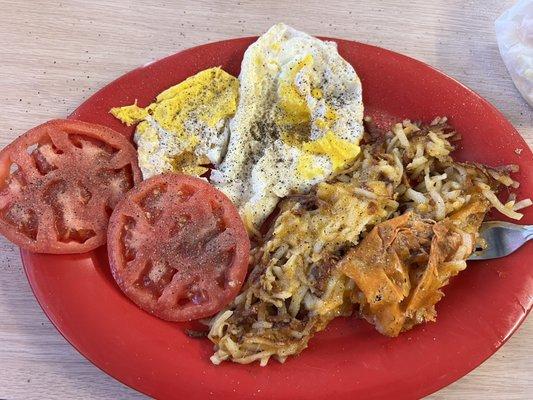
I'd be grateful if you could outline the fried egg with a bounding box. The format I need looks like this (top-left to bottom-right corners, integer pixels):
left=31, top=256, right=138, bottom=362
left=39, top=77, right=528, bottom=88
left=210, top=23, right=364, bottom=229
left=111, top=24, right=363, bottom=231
left=111, top=67, right=239, bottom=178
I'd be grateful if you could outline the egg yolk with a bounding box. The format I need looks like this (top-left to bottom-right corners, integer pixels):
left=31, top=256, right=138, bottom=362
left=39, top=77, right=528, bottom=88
left=277, top=54, right=313, bottom=126
left=111, top=101, right=149, bottom=125
left=297, top=131, right=361, bottom=179
left=276, top=54, right=360, bottom=180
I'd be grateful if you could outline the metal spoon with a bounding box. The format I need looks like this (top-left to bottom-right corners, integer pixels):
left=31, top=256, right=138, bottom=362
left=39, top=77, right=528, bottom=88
left=468, top=221, right=533, bottom=260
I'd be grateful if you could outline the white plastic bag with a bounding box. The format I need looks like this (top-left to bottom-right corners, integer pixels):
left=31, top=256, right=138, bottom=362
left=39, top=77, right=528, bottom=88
left=495, top=0, right=533, bottom=107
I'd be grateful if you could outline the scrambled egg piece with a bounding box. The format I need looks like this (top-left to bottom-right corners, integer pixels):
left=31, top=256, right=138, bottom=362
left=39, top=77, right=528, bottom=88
left=111, top=67, right=239, bottom=178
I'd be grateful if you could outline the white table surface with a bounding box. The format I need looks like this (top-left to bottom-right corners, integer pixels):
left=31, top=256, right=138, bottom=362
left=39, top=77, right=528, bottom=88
left=0, top=0, right=531, bottom=399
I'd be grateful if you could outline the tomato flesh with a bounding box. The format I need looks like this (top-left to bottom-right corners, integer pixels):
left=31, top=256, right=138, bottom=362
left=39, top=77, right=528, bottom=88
left=108, top=173, right=250, bottom=322
left=0, top=119, right=141, bottom=253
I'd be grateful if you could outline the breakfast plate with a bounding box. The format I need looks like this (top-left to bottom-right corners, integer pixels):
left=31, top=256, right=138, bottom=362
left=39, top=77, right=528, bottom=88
left=20, top=36, right=532, bottom=399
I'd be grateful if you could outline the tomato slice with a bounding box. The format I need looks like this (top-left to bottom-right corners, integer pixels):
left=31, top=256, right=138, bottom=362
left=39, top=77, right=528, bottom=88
left=0, top=119, right=141, bottom=253
left=107, top=173, right=250, bottom=322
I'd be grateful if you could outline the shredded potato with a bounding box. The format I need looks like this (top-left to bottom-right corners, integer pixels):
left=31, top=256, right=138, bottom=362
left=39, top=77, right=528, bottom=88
left=208, top=117, right=530, bottom=365
left=513, top=198, right=533, bottom=211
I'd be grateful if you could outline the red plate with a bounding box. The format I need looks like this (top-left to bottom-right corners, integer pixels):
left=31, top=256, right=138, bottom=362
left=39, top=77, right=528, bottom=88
left=21, top=37, right=532, bottom=400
